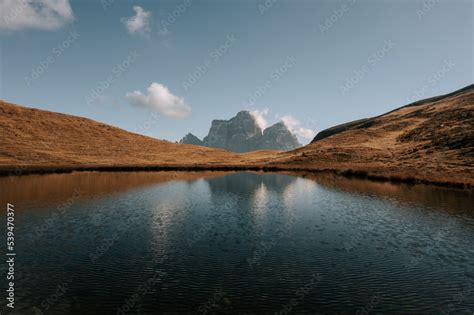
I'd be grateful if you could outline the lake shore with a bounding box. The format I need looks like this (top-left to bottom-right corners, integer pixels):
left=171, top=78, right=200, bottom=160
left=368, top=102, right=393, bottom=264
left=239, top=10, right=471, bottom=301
left=1, top=85, right=472, bottom=190
left=1, top=163, right=471, bottom=189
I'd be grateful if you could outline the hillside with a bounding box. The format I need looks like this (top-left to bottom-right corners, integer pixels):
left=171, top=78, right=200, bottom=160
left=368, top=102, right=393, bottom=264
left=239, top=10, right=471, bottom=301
left=0, top=101, right=276, bottom=174
left=270, top=85, right=474, bottom=187
left=1, top=85, right=473, bottom=188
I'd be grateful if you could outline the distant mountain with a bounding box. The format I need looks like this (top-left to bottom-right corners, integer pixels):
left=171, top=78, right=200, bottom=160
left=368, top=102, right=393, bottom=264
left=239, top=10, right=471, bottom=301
left=1, top=85, right=472, bottom=187
left=180, top=133, right=203, bottom=146
left=204, top=111, right=262, bottom=152
left=179, top=111, right=301, bottom=152
left=258, top=121, right=300, bottom=151
left=0, top=100, right=256, bottom=174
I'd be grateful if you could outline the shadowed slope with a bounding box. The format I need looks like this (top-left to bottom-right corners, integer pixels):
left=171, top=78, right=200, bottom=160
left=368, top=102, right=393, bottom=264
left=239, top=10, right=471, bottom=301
left=271, top=85, right=474, bottom=187
left=312, top=85, right=474, bottom=142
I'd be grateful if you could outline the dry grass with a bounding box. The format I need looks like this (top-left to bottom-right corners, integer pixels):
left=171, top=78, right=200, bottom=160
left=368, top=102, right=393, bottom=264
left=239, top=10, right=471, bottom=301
left=270, top=85, right=474, bottom=187
left=1, top=85, right=473, bottom=188
left=0, top=100, right=278, bottom=173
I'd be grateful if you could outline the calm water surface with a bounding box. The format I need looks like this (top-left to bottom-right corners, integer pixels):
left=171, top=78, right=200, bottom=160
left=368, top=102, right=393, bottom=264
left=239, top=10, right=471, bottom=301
left=1, top=171, right=473, bottom=314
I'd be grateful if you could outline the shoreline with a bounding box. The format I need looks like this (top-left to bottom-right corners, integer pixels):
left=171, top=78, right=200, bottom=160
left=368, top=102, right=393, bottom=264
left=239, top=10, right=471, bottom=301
left=1, top=164, right=471, bottom=190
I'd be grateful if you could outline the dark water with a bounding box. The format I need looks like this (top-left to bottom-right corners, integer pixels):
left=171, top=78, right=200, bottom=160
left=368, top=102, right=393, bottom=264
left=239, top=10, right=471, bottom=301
left=1, top=171, right=474, bottom=314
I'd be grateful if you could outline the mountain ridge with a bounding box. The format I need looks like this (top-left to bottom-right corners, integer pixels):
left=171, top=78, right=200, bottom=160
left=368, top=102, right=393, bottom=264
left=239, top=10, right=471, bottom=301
left=180, top=110, right=301, bottom=152
left=271, top=84, right=473, bottom=187
left=1, top=85, right=472, bottom=188
left=312, top=85, right=474, bottom=142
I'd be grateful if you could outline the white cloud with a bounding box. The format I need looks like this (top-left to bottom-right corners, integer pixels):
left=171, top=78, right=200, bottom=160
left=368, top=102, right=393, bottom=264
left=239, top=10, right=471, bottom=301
left=249, top=109, right=315, bottom=142
left=0, top=0, right=74, bottom=32
left=250, top=108, right=269, bottom=131
left=126, top=82, right=191, bottom=118
left=121, top=6, right=151, bottom=37
left=281, top=115, right=316, bottom=141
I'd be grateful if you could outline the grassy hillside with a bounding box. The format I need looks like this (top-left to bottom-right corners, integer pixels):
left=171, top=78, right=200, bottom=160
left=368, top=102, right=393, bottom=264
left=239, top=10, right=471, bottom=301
left=271, top=85, right=474, bottom=187
left=1, top=85, right=473, bottom=188
left=0, top=100, right=276, bottom=174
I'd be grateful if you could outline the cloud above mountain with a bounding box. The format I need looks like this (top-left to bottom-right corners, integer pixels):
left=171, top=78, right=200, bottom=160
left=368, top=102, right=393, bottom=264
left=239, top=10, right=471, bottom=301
left=281, top=115, right=316, bottom=141
left=121, top=6, right=151, bottom=37
left=126, top=82, right=191, bottom=118
left=248, top=108, right=315, bottom=141
left=248, top=108, right=315, bottom=142
left=0, top=0, right=74, bottom=32
left=250, top=108, right=269, bottom=131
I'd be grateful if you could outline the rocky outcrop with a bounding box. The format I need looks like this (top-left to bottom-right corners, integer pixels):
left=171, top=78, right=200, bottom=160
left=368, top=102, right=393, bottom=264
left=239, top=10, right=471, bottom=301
left=202, top=120, right=228, bottom=149
left=257, top=121, right=300, bottom=150
left=179, top=133, right=203, bottom=146
left=180, top=111, right=301, bottom=152
left=203, top=111, right=262, bottom=152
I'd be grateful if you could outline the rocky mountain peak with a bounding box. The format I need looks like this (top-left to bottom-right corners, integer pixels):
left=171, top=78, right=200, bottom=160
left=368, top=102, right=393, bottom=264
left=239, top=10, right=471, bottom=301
left=235, top=110, right=252, bottom=117
left=260, top=121, right=301, bottom=150
left=179, top=133, right=203, bottom=146
left=180, top=111, right=301, bottom=152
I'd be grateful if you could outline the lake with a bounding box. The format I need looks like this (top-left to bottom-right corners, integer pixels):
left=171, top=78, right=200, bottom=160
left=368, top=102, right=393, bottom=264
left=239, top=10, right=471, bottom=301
left=1, top=171, right=473, bottom=314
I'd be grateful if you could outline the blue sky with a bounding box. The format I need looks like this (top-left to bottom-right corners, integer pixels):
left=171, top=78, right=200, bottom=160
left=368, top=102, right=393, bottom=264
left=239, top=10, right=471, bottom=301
left=0, top=0, right=472, bottom=143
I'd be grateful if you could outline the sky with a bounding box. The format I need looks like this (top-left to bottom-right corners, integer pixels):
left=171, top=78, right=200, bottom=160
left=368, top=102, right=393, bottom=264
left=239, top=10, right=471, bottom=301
left=0, top=0, right=472, bottom=143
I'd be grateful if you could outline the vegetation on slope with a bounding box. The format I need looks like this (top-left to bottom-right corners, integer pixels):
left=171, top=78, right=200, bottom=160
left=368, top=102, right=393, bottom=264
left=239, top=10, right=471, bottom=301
left=1, top=85, right=472, bottom=187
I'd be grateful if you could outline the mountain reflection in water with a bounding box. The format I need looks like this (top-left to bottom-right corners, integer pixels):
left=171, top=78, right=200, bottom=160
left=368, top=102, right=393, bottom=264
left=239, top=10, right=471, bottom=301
left=0, top=171, right=473, bottom=313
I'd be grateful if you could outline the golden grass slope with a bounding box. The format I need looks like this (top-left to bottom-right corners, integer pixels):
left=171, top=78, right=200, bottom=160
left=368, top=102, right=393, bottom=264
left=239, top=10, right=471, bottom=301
left=1, top=85, right=473, bottom=187
left=0, top=101, right=276, bottom=173
left=270, top=85, right=474, bottom=187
